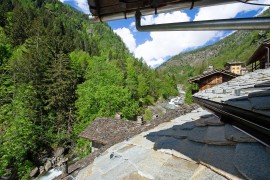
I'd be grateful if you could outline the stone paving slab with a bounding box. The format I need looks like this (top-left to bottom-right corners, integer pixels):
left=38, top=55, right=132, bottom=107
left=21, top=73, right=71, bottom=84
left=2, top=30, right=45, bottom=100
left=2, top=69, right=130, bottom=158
left=233, top=143, right=270, bottom=180
left=204, top=116, right=224, bottom=126
left=101, top=160, right=137, bottom=180
left=155, top=129, right=190, bottom=139
left=117, top=145, right=152, bottom=164
left=249, top=96, right=270, bottom=110
left=127, top=135, right=155, bottom=149
left=188, top=127, right=208, bottom=143
left=198, top=144, right=243, bottom=179
left=172, top=121, right=196, bottom=130
left=93, top=152, right=125, bottom=174
left=173, top=139, right=204, bottom=162
left=204, top=126, right=235, bottom=145
left=122, top=172, right=150, bottom=180
left=224, top=124, right=256, bottom=143
left=158, top=156, right=199, bottom=180
left=191, top=165, right=227, bottom=180
left=136, top=150, right=172, bottom=179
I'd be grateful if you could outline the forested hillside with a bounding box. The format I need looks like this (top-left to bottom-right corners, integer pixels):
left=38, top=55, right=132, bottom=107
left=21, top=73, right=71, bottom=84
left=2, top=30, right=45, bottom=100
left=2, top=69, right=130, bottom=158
left=0, top=0, right=178, bottom=178
left=159, top=9, right=270, bottom=103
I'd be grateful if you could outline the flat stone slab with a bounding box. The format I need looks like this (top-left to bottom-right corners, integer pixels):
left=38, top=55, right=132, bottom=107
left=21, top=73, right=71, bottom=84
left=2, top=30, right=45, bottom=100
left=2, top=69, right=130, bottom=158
left=117, top=145, right=153, bottom=164
left=188, top=127, right=208, bottom=143
left=101, top=160, right=138, bottom=180
left=204, top=116, right=224, bottom=126
left=233, top=143, right=270, bottom=180
left=123, top=172, right=150, bottom=180
left=225, top=100, right=252, bottom=111
left=249, top=96, right=270, bottom=110
left=191, top=165, right=226, bottom=180
left=200, top=114, right=214, bottom=118
left=154, top=137, right=182, bottom=152
left=195, top=119, right=207, bottom=127
left=155, top=129, right=190, bottom=139
left=157, top=156, right=199, bottom=179
left=205, top=126, right=236, bottom=145
left=127, top=135, right=155, bottom=149
left=173, top=139, right=204, bottom=162
left=224, top=124, right=256, bottom=143
left=136, top=150, right=172, bottom=179
left=198, top=144, right=244, bottom=179
left=93, top=151, right=125, bottom=174
left=172, top=121, right=196, bottom=130
left=248, top=90, right=270, bottom=97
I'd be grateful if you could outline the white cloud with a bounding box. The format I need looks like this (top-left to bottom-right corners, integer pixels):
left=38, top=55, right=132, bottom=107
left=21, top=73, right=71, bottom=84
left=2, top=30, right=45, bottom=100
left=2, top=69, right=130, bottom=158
left=75, top=0, right=90, bottom=14
left=114, top=28, right=136, bottom=53
left=59, top=0, right=90, bottom=14
left=194, top=1, right=265, bottom=21
left=131, top=3, right=267, bottom=67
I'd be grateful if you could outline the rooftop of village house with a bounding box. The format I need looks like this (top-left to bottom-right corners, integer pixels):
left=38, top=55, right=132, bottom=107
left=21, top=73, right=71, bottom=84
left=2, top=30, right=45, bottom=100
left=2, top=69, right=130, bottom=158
left=224, top=62, right=244, bottom=66
left=188, top=69, right=239, bottom=83
left=79, top=117, right=138, bottom=145
left=194, top=69, right=270, bottom=117
left=246, top=38, right=270, bottom=66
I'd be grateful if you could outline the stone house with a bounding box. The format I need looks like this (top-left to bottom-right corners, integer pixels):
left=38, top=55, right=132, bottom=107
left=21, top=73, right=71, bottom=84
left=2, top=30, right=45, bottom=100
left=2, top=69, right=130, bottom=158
left=189, top=69, right=239, bottom=92
left=224, top=62, right=245, bottom=75
left=246, top=39, right=270, bottom=71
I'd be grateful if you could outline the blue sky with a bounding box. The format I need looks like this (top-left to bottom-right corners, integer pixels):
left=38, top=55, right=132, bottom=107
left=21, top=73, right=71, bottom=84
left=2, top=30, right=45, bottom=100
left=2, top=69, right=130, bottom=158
left=59, top=0, right=267, bottom=67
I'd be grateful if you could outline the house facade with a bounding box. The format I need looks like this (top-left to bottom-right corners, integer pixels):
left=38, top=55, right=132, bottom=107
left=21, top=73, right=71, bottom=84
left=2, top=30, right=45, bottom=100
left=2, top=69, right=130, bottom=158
left=189, top=69, right=239, bottom=92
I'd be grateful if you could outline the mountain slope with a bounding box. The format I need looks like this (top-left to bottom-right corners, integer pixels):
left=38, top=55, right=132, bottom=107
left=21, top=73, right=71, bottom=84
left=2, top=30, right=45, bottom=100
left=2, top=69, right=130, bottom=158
left=159, top=9, right=270, bottom=86
left=0, top=0, right=177, bottom=178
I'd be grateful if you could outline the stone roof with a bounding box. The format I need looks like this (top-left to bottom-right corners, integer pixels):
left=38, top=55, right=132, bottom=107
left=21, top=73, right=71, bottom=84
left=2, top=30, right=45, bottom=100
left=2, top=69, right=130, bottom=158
left=193, top=69, right=270, bottom=116
left=224, top=62, right=244, bottom=66
left=79, top=118, right=137, bottom=145
left=76, top=108, right=270, bottom=179
left=75, top=69, right=270, bottom=180
left=246, top=39, right=270, bottom=65
left=188, top=69, right=239, bottom=83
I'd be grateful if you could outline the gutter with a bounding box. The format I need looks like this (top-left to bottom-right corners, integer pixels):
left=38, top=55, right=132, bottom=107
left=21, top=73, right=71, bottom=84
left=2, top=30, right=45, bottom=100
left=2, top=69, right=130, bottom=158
left=193, top=96, right=270, bottom=147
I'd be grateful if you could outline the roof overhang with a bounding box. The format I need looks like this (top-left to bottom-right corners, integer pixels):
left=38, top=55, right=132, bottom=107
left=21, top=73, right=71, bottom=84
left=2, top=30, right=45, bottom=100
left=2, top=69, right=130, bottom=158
left=189, top=69, right=239, bottom=83
left=88, top=0, right=239, bottom=22
left=246, top=39, right=270, bottom=66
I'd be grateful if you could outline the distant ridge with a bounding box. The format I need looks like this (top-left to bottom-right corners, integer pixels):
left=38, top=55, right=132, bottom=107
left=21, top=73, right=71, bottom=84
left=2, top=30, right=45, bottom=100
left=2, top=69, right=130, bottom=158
left=158, top=9, right=270, bottom=86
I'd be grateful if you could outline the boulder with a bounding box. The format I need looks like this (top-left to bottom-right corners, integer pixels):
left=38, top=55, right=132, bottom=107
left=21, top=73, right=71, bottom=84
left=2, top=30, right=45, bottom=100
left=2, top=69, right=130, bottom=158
left=54, top=147, right=65, bottom=157
left=45, top=160, right=52, bottom=171
left=29, top=167, right=39, bottom=178
left=39, top=166, right=45, bottom=174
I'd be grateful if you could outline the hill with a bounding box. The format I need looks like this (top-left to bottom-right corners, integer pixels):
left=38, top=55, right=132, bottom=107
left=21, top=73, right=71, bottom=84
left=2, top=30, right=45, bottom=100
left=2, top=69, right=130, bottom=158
left=158, top=9, right=270, bottom=102
left=0, top=0, right=177, bottom=178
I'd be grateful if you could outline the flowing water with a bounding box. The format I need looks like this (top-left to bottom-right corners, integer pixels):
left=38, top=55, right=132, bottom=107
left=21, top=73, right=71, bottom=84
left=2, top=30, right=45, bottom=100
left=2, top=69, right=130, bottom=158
left=37, top=168, right=62, bottom=180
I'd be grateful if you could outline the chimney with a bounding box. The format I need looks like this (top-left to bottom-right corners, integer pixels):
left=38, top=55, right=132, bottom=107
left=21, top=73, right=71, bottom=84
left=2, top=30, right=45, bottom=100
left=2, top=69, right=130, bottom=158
left=208, top=65, right=214, bottom=71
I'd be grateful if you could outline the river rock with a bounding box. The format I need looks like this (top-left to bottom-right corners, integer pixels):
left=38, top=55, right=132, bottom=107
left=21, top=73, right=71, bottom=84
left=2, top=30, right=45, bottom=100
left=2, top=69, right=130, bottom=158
left=39, top=166, right=45, bottom=174
left=45, top=160, right=52, bottom=171
left=29, top=167, right=39, bottom=178
left=54, top=147, right=65, bottom=157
